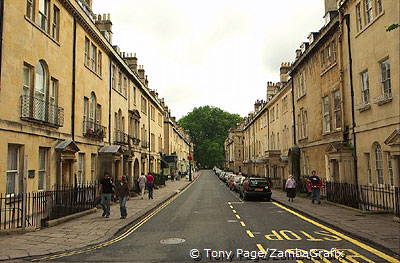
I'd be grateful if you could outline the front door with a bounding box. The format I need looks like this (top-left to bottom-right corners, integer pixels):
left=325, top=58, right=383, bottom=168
left=332, top=159, right=339, bottom=182
left=61, top=160, right=72, bottom=186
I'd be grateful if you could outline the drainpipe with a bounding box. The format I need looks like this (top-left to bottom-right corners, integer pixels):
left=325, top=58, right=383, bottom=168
left=71, top=18, right=77, bottom=141
left=148, top=102, right=151, bottom=173
left=344, top=13, right=359, bottom=186
left=0, top=0, right=4, bottom=85
left=108, top=59, right=112, bottom=144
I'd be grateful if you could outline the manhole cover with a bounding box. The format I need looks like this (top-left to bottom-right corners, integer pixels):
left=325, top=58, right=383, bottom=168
left=160, top=238, right=186, bottom=245
left=227, top=220, right=238, bottom=223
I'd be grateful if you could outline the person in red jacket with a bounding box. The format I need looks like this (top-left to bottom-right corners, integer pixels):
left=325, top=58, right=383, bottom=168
left=309, top=170, right=323, bottom=204
left=146, top=173, right=154, bottom=200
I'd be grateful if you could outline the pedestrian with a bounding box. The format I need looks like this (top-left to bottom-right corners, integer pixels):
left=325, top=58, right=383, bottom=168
left=116, top=175, right=130, bottom=219
left=146, top=172, right=154, bottom=200
left=309, top=170, right=323, bottom=204
left=100, top=173, right=114, bottom=218
left=138, top=173, right=147, bottom=199
left=285, top=175, right=296, bottom=202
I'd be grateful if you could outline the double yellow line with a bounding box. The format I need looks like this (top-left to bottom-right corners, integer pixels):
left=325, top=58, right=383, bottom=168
left=33, top=178, right=197, bottom=261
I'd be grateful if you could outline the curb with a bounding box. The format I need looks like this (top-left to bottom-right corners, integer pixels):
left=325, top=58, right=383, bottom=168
left=271, top=197, right=400, bottom=257
left=47, top=208, right=97, bottom=228
left=21, top=173, right=201, bottom=262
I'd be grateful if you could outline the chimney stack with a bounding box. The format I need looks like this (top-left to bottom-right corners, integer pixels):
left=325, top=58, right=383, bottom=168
left=138, top=65, right=145, bottom=82
left=95, top=13, right=113, bottom=43
left=266, top=82, right=278, bottom=101
left=280, top=62, right=291, bottom=83
left=123, top=53, right=138, bottom=72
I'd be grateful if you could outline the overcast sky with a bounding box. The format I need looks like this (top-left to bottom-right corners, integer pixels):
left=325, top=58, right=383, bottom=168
left=93, top=0, right=325, bottom=119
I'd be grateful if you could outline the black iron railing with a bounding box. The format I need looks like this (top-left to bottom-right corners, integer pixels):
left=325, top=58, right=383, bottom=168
left=0, top=184, right=98, bottom=230
left=48, top=184, right=97, bottom=220
left=83, top=120, right=106, bottom=140
left=115, top=130, right=129, bottom=145
left=20, top=95, right=64, bottom=127
left=128, top=135, right=140, bottom=146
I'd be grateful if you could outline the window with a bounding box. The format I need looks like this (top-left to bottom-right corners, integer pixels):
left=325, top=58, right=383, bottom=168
left=282, top=96, right=288, bottom=113
left=361, top=71, right=370, bottom=103
left=84, top=38, right=90, bottom=66
left=123, top=77, right=127, bottom=97
left=133, top=86, right=137, bottom=105
left=364, top=0, right=373, bottom=24
left=91, top=154, right=96, bottom=182
left=7, top=145, right=20, bottom=194
left=380, top=59, right=391, bottom=97
left=365, top=153, right=372, bottom=184
left=35, top=61, right=47, bottom=121
left=158, top=112, right=163, bottom=126
left=302, top=110, right=308, bottom=138
left=374, top=143, right=383, bottom=185
left=298, top=72, right=306, bottom=98
left=77, top=153, right=85, bottom=185
left=276, top=104, right=279, bottom=119
left=26, top=0, right=34, bottom=20
left=151, top=133, right=155, bottom=151
left=270, top=107, right=275, bottom=122
left=49, top=78, right=58, bottom=123
left=387, top=152, right=394, bottom=186
left=141, top=96, right=147, bottom=114
left=98, top=51, right=102, bottom=75
left=96, top=104, right=101, bottom=124
left=150, top=106, right=155, bottom=121
left=331, top=40, right=337, bottom=62
left=376, top=0, right=382, bottom=14
left=333, top=90, right=342, bottom=130
left=118, top=71, right=122, bottom=93
left=23, top=64, right=33, bottom=96
left=52, top=5, right=60, bottom=41
left=38, top=0, right=50, bottom=32
left=91, top=44, right=97, bottom=71
left=322, top=96, right=331, bottom=132
left=83, top=97, right=89, bottom=130
left=356, top=3, right=363, bottom=31
left=38, top=148, right=47, bottom=190
left=89, top=93, right=96, bottom=126
left=111, top=65, right=116, bottom=89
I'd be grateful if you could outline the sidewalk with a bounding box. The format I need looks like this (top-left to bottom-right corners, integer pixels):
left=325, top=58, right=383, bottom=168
left=0, top=174, right=198, bottom=261
left=272, top=190, right=400, bottom=256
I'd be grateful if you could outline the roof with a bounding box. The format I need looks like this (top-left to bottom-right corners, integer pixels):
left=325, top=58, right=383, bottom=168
left=55, top=140, right=80, bottom=153
left=98, top=145, right=123, bottom=155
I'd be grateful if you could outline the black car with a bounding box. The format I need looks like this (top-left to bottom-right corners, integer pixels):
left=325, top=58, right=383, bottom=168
left=239, top=177, right=272, bottom=201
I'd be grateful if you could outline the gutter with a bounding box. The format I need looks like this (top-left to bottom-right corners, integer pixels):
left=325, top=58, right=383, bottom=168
left=71, top=18, right=77, bottom=141
left=343, top=13, right=359, bottom=186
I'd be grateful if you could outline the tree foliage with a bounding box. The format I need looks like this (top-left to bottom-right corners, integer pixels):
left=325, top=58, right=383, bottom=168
left=178, top=106, right=242, bottom=169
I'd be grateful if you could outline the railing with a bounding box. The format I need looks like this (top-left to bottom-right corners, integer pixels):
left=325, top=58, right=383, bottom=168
left=83, top=120, right=106, bottom=140
left=325, top=182, right=399, bottom=216
left=0, top=184, right=98, bottom=231
left=128, top=135, right=140, bottom=146
left=141, top=141, right=149, bottom=148
left=49, top=184, right=97, bottom=220
left=20, top=95, right=64, bottom=127
left=0, top=192, right=49, bottom=230
left=114, top=130, right=129, bottom=145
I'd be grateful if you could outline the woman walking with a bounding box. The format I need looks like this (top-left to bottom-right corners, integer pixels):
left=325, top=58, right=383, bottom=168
left=138, top=173, right=147, bottom=199
left=285, top=175, right=296, bottom=202
left=146, top=173, right=154, bottom=200
left=116, top=175, right=130, bottom=219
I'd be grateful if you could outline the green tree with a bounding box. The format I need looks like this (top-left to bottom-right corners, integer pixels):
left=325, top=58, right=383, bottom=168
left=179, top=106, right=242, bottom=169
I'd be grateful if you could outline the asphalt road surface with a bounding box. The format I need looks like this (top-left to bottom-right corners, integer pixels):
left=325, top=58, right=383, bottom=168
left=33, top=170, right=399, bottom=262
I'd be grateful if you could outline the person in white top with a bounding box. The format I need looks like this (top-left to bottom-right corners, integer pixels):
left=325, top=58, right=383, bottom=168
left=137, top=173, right=147, bottom=199
left=285, top=175, right=297, bottom=202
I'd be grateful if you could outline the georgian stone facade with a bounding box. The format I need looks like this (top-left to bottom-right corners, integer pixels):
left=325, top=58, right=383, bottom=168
left=0, top=0, right=191, bottom=193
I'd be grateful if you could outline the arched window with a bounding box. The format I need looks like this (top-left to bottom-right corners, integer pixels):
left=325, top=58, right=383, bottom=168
left=35, top=61, right=48, bottom=121
left=374, top=143, right=383, bottom=185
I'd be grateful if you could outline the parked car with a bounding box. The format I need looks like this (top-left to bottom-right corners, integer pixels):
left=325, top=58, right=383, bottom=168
left=239, top=177, right=272, bottom=201
left=233, top=176, right=245, bottom=192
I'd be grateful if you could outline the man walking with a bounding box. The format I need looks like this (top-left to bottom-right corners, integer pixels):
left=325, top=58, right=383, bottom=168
left=138, top=173, right=147, bottom=199
left=100, top=173, right=114, bottom=218
left=116, top=175, right=130, bottom=219
left=309, top=170, right=323, bottom=204
left=146, top=173, right=154, bottom=200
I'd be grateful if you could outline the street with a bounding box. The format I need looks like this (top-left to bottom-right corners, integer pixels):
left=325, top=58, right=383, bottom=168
left=33, top=170, right=398, bottom=262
